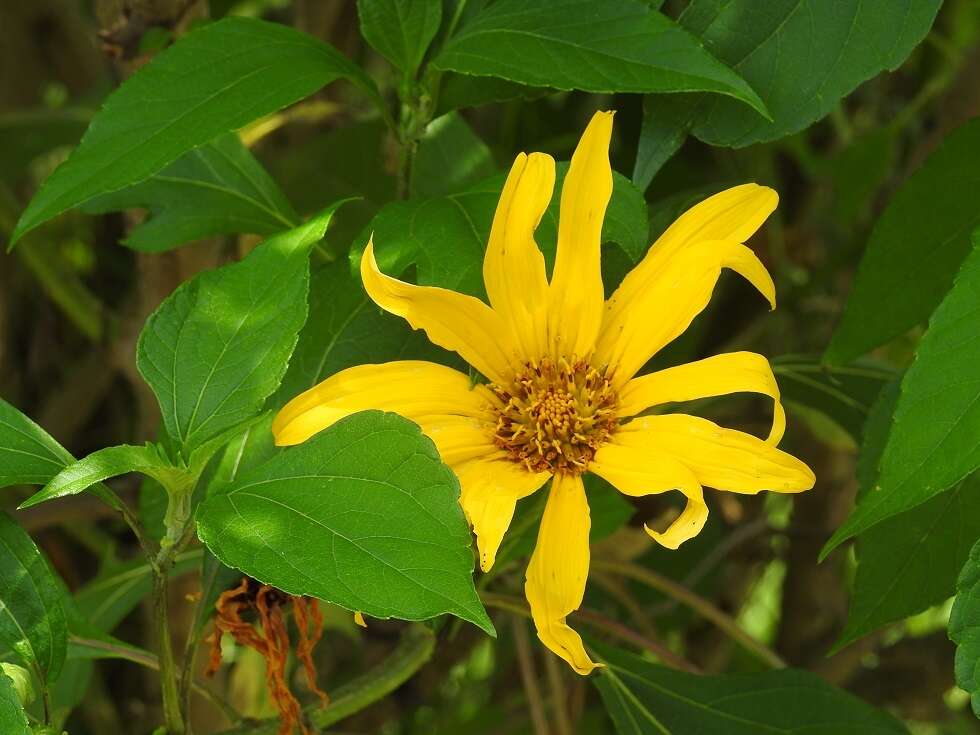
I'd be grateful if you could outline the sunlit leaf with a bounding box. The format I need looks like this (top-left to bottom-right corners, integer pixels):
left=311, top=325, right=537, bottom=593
left=11, top=17, right=375, bottom=245
left=137, top=204, right=343, bottom=455
left=197, top=411, right=494, bottom=635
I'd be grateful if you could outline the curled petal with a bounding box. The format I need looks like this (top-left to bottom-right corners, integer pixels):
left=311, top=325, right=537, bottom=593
left=525, top=474, right=600, bottom=675
left=596, top=239, right=775, bottom=386
left=591, top=442, right=707, bottom=549
left=618, top=351, right=786, bottom=443
left=617, top=415, right=815, bottom=495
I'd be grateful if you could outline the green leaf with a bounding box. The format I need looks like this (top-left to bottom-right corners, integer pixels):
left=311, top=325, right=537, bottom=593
left=19, top=444, right=183, bottom=510
left=826, top=120, right=980, bottom=363
left=769, top=356, right=896, bottom=444
left=411, top=112, right=495, bottom=198
left=823, top=237, right=980, bottom=556
left=840, top=475, right=980, bottom=650
left=11, top=17, right=375, bottom=245
left=682, top=0, right=937, bottom=147
left=74, top=550, right=200, bottom=634
left=950, top=538, right=980, bottom=717
left=634, top=0, right=939, bottom=183
left=0, top=513, right=68, bottom=685
left=137, top=204, right=342, bottom=455
left=592, top=641, right=907, bottom=734
left=275, top=259, right=460, bottom=403
left=432, top=0, right=766, bottom=115
left=81, top=133, right=299, bottom=253
left=197, top=410, right=494, bottom=635
left=0, top=669, right=29, bottom=735
left=358, top=0, right=442, bottom=74
left=0, top=399, right=73, bottom=490
left=362, top=163, right=649, bottom=298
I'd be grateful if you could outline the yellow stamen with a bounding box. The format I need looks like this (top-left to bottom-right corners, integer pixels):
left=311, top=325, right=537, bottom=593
left=491, top=357, right=618, bottom=475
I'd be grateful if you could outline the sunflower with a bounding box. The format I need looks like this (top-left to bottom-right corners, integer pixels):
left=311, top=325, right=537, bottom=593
left=273, top=111, right=814, bottom=674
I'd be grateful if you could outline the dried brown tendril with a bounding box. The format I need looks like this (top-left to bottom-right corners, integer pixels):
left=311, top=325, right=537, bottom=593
left=205, top=578, right=328, bottom=735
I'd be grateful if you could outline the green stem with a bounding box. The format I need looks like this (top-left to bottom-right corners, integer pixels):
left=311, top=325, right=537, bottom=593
left=590, top=559, right=786, bottom=669
left=154, top=565, right=186, bottom=734
left=214, top=625, right=436, bottom=735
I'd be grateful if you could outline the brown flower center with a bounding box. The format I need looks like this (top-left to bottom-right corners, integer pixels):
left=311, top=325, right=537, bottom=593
left=491, top=357, right=618, bottom=475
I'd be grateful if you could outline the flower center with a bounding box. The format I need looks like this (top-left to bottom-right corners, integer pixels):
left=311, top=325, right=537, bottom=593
left=491, top=357, right=618, bottom=475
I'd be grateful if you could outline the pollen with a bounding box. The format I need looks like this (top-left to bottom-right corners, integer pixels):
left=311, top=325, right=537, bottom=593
left=491, top=357, right=618, bottom=475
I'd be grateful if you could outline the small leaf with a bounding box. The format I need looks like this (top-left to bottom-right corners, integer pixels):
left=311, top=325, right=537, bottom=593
left=11, top=17, right=376, bottom=245
left=137, top=203, right=343, bottom=455
left=411, top=112, right=495, bottom=198
left=827, top=119, right=980, bottom=363
left=0, top=513, right=68, bottom=685
left=823, top=236, right=980, bottom=556
left=592, top=641, right=907, bottom=734
left=0, top=399, right=73, bottom=490
left=950, top=538, right=980, bottom=717
left=82, top=133, right=299, bottom=253
left=19, top=443, right=183, bottom=510
left=357, top=0, right=442, bottom=75
left=197, top=411, right=494, bottom=635
left=432, top=0, right=767, bottom=115
left=0, top=669, right=30, bottom=735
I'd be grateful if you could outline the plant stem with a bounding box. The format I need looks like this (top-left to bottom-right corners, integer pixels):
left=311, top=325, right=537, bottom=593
left=481, top=592, right=699, bottom=673
left=511, top=615, right=550, bottom=735
left=590, top=558, right=787, bottom=669
left=154, top=565, right=186, bottom=734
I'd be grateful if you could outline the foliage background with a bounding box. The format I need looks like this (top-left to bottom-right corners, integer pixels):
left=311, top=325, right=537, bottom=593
left=2, top=0, right=980, bottom=733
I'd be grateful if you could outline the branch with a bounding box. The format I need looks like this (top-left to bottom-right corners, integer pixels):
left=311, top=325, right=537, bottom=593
left=590, top=558, right=787, bottom=669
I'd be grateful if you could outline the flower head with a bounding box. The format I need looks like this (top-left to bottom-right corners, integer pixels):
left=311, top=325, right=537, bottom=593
left=273, top=111, right=814, bottom=675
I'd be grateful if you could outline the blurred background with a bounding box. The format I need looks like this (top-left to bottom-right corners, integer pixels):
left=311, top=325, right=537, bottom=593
left=3, top=1, right=980, bottom=733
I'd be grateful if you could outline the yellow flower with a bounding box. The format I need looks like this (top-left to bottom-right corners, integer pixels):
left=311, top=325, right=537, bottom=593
left=273, top=111, right=815, bottom=675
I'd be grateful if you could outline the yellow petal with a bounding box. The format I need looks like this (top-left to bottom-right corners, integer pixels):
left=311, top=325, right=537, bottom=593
left=273, top=361, right=496, bottom=447
left=547, top=111, right=614, bottom=360
left=361, top=240, right=517, bottom=383
left=353, top=612, right=367, bottom=628
left=591, top=442, right=707, bottom=549
left=649, top=183, right=778, bottom=263
left=617, top=415, right=815, bottom=495
left=455, top=458, right=550, bottom=572
left=595, top=238, right=775, bottom=386
left=484, top=152, right=555, bottom=358
left=525, top=474, right=600, bottom=675
left=618, top=351, right=786, bottom=443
